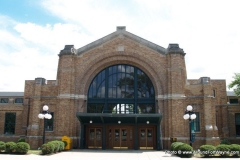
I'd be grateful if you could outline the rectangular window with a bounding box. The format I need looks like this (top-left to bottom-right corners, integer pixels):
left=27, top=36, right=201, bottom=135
left=0, top=98, right=9, bottom=103
left=213, top=90, right=216, bottom=98
left=4, top=112, right=16, bottom=135
left=230, top=99, right=239, bottom=104
left=45, top=112, right=54, bottom=131
left=14, top=98, right=23, bottom=104
left=235, top=113, right=240, bottom=137
left=192, top=112, right=200, bottom=132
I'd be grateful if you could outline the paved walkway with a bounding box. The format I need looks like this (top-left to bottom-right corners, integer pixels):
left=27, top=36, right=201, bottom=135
left=0, top=149, right=238, bottom=160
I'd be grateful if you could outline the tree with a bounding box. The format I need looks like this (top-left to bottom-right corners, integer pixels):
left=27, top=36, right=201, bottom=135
left=228, top=73, right=240, bottom=96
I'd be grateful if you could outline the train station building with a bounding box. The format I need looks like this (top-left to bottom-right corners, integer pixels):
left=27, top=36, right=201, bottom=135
left=1, top=27, right=240, bottom=150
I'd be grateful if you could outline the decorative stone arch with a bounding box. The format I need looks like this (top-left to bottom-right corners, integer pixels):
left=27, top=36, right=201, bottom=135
left=75, top=51, right=167, bottom=99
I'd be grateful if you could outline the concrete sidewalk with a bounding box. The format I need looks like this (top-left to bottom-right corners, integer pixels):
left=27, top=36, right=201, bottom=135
left=0, top=149, right=233, bottom=160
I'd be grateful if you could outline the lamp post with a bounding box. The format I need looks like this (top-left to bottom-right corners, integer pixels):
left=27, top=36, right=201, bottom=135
left=183, top=105, right=196, bottom=146
left=38, top=105, right=52, bottom=144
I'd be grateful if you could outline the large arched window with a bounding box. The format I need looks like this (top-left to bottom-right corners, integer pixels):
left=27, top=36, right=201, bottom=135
left=87, top=64, right=155, bottom=114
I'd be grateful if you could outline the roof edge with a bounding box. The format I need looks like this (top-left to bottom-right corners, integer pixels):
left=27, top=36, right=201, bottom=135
left=76, top=26, right=166, bottom=55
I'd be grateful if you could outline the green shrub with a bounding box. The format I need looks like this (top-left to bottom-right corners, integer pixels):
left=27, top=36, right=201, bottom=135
left=41, top=143, right=54, bottom=155
left=216, top=144, right=231, bottom=157
left=170, top=142, right=184, bottom=151
left=5, top=142, right=17, bottom=153
left=62, top=141, right=68, bottom=148
left=220, top=139, right=231, bottom=145
left=59, top=141, right=65, bottom=151
left=200, top=145, right=216, bottom=157
left=230, top=144, right=240, bottom=156
left=16, top=142, right=30, bottom=154
left=48, top=141, right=59, bottom=153
left=177, top=143, right=193, bottom=158
left=18, top=138, right=25, bottom=143
left=0, top=141, right=6, bottom=152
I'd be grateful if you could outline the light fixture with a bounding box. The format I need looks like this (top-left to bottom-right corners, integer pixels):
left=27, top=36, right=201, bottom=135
left=89, top=120, right=92, bottom=123
left=38, top=105, right=52, bottom=144
left=183, top=105, right=196, bottom=146
left=186, top=105, right=193, bottom=111
left=118, top=121, right=121, bottom=124
left=146, top=121, right=149, bottom=124
left=43, top=104, right=49, bottom=111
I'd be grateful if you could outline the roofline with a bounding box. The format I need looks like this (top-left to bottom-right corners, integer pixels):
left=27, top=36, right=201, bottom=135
left=0, top=92, right=24, bottom=97
left=76, top=27, right=166, bottom=55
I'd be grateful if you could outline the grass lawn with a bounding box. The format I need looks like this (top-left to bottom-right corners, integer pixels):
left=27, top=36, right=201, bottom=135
left=27, top=150, right=41, bottom=155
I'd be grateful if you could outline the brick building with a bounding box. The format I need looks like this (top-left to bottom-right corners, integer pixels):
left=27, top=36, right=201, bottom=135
left=1, top=26, right=240, bottom=150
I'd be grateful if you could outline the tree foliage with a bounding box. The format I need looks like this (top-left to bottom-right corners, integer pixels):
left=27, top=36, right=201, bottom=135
left=228, top=73, right=240, bottom=96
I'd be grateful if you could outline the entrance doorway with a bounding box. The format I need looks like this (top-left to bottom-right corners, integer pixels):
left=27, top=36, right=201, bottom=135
left=86, top=127, right=102, bottom=149
left=107, top=125, right=134, bottom=149
left=139, top=126, right=155, bottom=149
left=84, top=124, right=158, bottom=150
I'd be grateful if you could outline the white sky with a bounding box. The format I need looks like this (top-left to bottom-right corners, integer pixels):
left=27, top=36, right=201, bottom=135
left=0, top=0, right=240, bottom=91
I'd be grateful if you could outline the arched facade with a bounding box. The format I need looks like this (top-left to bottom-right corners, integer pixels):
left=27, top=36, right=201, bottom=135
left=77, top=64, right=162, bottom=149
left=2, top=26, right=232, bottom=150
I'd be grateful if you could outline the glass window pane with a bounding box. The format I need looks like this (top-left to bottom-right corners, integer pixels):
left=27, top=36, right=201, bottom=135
left=122, top=129, right=127, bottom=141
left=138, top=104, right=154, bottom=114
left=117, top=65, right=122, bottom=72
left=45, top=112, right=54, bottom=131
left=141, top=129, right=146, bottom=140
left=88, top=104, right=96, bottom=113
left=126, top=65, right=131, bottom=73
left=230, top=99, right=238, bottom=104
left=90, top=129, right=95, bottom=140
left=87, top=64, right=155, bottom=114
left=89, top=86, right=93, bottom=98
left=115, top=129, right=120, bottom=141
left=4, top=112, right=16, bottom=134
left=15, top=98, right=23, bottom=103
left=236, top=113, right=240, bottom=124
left=96, top=104, right=104, bottom=113
left=113, top=66, right=117, bottom=73
left=236, top=113, right=240, bottom=136
left=107, top=104, right=116, bottom=113
left=92, top=80, right=97, bottom=98
left=1, top=98, right=9, bottom=103
left=96, top=129, right=101, bottom=140
left=193, top=112, right=200, bottom=132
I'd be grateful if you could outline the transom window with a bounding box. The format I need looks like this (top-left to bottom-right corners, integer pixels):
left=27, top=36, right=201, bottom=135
left=87, top=64, right=155, bottom=114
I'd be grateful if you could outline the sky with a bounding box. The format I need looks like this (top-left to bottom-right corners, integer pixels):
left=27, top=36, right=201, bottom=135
left=0, top=0, right=240, bottom=92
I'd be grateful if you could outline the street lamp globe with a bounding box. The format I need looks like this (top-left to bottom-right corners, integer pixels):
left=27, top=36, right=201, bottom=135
left=45, top=113, right=52, bottom=119
left=183, top=114, right=190, bottom=120
left=190, top=113, right=196, bottom=120
left=186, top=105, right=193, bottom=111
left=43, top=105, right=49, bottom=111
left=38, top=113, right=44, bottom=119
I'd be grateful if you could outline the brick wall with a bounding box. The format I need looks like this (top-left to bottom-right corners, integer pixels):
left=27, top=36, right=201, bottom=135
left=2, top=28, right=238, bottom=150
